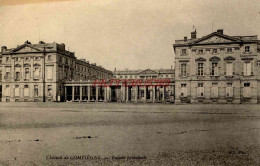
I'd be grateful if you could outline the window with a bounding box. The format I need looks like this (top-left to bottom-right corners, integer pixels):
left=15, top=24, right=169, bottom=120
left=245, top=46, right=250, bottom=53
left=46, top=66, right=53, bottom=80
left=226, top=83, right=233, bottom=97
left=34, top=68, right=40, bottom=77
left=24, top=85, right=29, bottom=97
left=59, top=56, right=62, bottom=62
left=211, top=83, right=218, bottom=98
left=211, top=62, right=218, bottom=76
left=120, top=76, right=123, bottom=78
left=47, top=85, right=52, bottom=96
left=213, top=49, right=217, bottom=54
left=15, top=57, right=19, bottom=62
left=34, top=85, right=38, bottom=96
left=181, top=84, right=187, bottom=97
left=227, top=48, right=232, bottom=53
left=0, top=60, right=2, bottom=64
left=35, top=57, right=40, bottom=61
left=197, top=63, right=204, bottom=76
left=198, top=50, right=203, bottom=54
left=244, top=62, right=251, bottom=76
left=25, top=68, right=30, bottom=80
left=197, top=83, right=204, bottom=97
left=25, top=57, right=30, bottom=61
left=226, top=63, right=233, bottom=76
left=15, top=85, right=19, bottom=97
left=5, top=85, right=10, bottom=96
left=243, top=83, right=251, bottom=98
left=6, top=57, right=9, bottom=62
left=181, top=49, right=187, bottom=55
left=180, top=63, right=187, bottom=77
left=15, top=71, right=21, bottom=80
left=5, top=71, right=10, bottom=80
left=65, top=58, right=68, bottom=64
left=47, top=55, right=51, bottom=61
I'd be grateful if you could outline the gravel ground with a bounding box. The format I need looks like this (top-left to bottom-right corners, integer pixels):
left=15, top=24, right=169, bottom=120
left=0, top=102, right=260, bottom=165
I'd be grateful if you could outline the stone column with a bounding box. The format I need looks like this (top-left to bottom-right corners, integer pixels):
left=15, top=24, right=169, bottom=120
left=153, top=86, right=155, bottom=103
left=104, top=86, right=107, bottom=102
left=79, top=86, right=82, bottom=102
left=87, top=85, right=90, bottom=102
left=144, top=86, right=147, bottom=103
left=162, top=86, right=165, bottom=102
left=65, top=86, right=67, bottom=102
left=126, top=86, right=129, bottom=102
left=135, top=86, right=138, bottom=102
left=121, top=85, right=125, bottom=102
left=96, top=86, right=99, bottom=102
left=72, top=86, right=75, bottom=102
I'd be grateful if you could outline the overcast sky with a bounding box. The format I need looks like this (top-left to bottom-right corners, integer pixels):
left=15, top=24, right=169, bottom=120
left=0, top=0, right=260, bottom=71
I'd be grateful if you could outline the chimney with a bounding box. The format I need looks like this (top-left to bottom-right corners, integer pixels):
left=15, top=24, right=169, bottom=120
left=60, top=43, right=65, bottom=50
left=1, top=46, right=7, bottom=53
left=191, top=29, right=197, bottom=39
left=217, top=29, right=223, bottom=35
left=184, top=36, right=187, bottom=41
left=25, top=40, right=31, bottom=44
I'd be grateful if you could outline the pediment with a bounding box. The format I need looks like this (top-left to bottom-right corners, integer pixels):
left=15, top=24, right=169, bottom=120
left=192, top=32, right=241, bottom=44
left=11, top=44, right=42, bottom=53
left=24, top=63, right=31, bottom=67
left=139, top=69, right=158, bottom=75
left=224, top=56, right=235, bottom=61
left=195, top=57, right=206, bottom=61
left=209, top=56, right=221, bottom=61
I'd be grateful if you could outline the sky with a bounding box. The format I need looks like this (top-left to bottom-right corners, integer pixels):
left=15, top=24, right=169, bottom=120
left=0, top=0, right=260, bottom=71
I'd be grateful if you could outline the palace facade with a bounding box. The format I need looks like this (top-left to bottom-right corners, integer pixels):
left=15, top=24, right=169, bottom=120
left=0, top=41, right=113, bottom=102
left=173, top=29, right=260, bottom=104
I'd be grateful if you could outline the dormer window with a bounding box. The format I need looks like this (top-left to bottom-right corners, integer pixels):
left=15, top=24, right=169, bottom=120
left=245, top=46, right=250, bottom=53
left=198, top=50, right=203, bottom=54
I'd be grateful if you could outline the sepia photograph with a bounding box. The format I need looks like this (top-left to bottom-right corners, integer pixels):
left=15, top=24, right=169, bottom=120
left=0, top=0, right=260, bottom=165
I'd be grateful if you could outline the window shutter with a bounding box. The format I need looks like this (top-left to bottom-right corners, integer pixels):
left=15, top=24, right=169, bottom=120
left=196, top=63, right=198, bottom=76
left=223, top=62, right=226, bottom=75
left=203, top=63, right=205, bottom=76
left=197, top=87, right=200, bottom=97
left=241, top=62, right=244, bottom=76
left=186, top=63, right=190, bottom=76
left=232, top=62, right=235, bottom=75
left=251, top=61, right=254, bottom=75
left=179, top=63, right=181, bottom=77
left=216, top=63, right=219, bottom=76
left=209, top=63, right=212, bottom=75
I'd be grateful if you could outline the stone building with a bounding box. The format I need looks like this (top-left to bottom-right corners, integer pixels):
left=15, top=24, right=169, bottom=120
left=0, top=41, right=113, bottom=102
left=173, top=29, right=260, bottom=104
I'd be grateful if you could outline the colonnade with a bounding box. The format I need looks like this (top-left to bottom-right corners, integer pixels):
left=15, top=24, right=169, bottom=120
left=64, top=84, right=175, bottom=103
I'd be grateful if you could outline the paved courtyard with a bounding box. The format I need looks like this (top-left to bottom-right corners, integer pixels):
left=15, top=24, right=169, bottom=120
left=0, top=103, right=260, bottom=165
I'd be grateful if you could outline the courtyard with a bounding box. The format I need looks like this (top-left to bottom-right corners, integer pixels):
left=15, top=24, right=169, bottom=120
left=0, top=103, right=260, bottom=165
